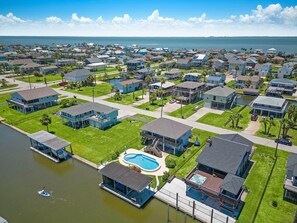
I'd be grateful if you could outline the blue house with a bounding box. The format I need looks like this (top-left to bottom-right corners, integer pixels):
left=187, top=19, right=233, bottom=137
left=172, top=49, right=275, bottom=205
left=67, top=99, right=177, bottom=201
left=185, top=134, right=252, bottom=218
left=141, top=118, right=192, bottom=155
left=64, top=69, right=91, bottom=83
left=117, top=79, right=142, bottom=94
left=60, top=102, right=119, bottom=130
left=183, top=73, right=202, bottom=82
left=7, top=87, right=58, bottom=114
left=206, top=74, right=226, bottom=88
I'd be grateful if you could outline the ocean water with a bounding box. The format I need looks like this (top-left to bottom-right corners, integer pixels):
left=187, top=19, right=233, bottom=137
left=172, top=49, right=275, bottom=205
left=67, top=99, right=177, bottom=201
left=0, top=36, right=297, bottom=53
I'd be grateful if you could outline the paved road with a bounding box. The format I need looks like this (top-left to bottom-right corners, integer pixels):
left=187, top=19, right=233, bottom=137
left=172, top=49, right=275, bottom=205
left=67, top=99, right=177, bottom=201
left=2, top=77, right=296, bottom=154
left=54, top=88, right=297, bottom=154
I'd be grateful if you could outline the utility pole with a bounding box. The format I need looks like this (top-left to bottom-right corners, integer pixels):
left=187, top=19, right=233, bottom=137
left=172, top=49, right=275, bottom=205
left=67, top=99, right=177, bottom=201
left=275, top=118, right=283, bottom=158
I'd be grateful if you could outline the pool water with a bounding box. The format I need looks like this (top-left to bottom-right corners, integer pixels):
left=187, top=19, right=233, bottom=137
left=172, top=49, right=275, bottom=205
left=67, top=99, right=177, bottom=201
left=190, top=174, right=207, bottom=185
left=123, top=153, right=160, bottom=171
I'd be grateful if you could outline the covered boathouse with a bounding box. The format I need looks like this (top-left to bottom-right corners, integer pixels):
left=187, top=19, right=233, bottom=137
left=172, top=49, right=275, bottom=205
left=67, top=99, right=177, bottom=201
left=28, top=130, right=73, bottom=162
left=99, top=162, right=154, bottom=208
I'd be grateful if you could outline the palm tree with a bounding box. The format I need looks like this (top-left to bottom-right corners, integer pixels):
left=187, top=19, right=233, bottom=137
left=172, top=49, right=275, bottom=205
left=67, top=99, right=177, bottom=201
left=60, top=72, right=65, bottom=82
left=287, top=104, right=296, bottom=120
left=228, top=113, right=236, bottom=128
left=235, top=113, right=243, bottom=128
left=160, top=77, right=166, bottom=118
left=260, top=117, right=269, bottom=134
left=0, top=78, right=8, bottom=87
left=145, top=75, right=152, bottom=97
left=202, top=70, right=208, bottom=82
left=40, top=114, right=52, bottom=132
left=280, top=118, right=294, bottom=139
left=267, top=118, right=276, bottom=135
left=234, top=65, right=239, bottom=77
left=149, top=92, right=157, bottom=104
left=245, top=80, right=252, bottom=88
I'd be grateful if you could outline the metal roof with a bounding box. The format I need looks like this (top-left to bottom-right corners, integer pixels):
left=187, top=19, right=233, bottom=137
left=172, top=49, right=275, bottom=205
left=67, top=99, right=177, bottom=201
left=141, top=118, right=192, bottom=140
left=287, top=154, right=297, bottom=177
left=100, top=162, right=152, bottom=192
left=197, top=136, right=251, bottom=175
left=61, top=102, right=118, bottom=116
left=204, top=86, right=235, bottom=97
left=28, top=130, right=71, bottom=151
left=65, top=69, right=91, bottom=78
left=218, top=134, right=253, bottom=148
left=16, top=87, right=58, bottom=101
left=220, top=173, right=245, bottom=195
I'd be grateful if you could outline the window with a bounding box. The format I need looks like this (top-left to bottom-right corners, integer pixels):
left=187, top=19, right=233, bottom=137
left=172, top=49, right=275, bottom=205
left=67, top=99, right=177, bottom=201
left=213, top=96, right=216, bottom=100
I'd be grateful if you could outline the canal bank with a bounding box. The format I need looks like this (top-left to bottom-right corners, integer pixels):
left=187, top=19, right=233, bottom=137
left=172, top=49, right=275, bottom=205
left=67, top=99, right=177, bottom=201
left=0, top=124, right=198, bottom=223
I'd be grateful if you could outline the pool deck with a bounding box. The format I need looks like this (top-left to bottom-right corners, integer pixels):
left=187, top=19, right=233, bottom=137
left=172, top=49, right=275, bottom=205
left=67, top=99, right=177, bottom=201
left=119, top=148, right=169, bottom=176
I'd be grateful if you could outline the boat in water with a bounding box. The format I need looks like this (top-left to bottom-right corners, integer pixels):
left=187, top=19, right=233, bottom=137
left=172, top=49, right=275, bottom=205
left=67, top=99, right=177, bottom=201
left=38, top=190, right=50, bottom=197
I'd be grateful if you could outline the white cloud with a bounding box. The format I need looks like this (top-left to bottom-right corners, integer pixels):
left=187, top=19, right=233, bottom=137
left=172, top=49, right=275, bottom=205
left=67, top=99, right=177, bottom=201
left=188, top=13, right=234, bottom=24
left=46, top=16, right=62, bottom=23
left=0, top=12, right=25, bottom=24
left=239, top=3, right=297, bottom=25
left=96, top=16, right=104, bottom=23
left=147, top=10, right=175, bottom=22
left=112, top=14, right=132, bottom=23
left=71, top=13, right=93, bottom=23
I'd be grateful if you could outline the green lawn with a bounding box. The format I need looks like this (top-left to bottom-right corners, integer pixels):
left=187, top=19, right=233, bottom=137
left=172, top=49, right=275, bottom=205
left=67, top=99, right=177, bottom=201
left=93, top=67, right=117, bottom=74
left=165, top=129, right=218, bottom=179
left=197, top=106, right=252, bottom=131
left=272, top=66, right=281, bottom=73
left=0, top=93, right=150, bottom=164
left=135, top=95, right=172, bottom=111
left=63, top=83, right=112, bottom=97
left=97, top=72, right=120, bottom=81
left=255, top=117, right=297, bottom=146
left=0, top=84, right=18, bottom=91
left=105, top=90, right=145, bottom=105
left=238, top=145, right=297, bottom=223
left=16, top=74, right=62, bottom=83
left=168, top=100, right=204, bottom=119
left=226, top=80, right=236, bottom=88
left=259, top=83, right=268, bottom=95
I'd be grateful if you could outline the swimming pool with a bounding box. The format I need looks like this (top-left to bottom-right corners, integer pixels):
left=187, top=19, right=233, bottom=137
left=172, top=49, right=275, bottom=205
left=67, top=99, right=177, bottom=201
left=189, top=174, right=207, bottom=185
left=123, top=153, right=160, bottom=172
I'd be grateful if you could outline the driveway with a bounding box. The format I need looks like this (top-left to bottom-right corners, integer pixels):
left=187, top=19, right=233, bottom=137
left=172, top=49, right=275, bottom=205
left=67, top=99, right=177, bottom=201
left=187, top=107, right=224, bottom=122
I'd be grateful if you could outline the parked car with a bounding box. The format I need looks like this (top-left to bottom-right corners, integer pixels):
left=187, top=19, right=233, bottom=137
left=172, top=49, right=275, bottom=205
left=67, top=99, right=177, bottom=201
left=169, top=99, right=176, bottom=104
left=251, top=114, right=258, bottom=121
left=275, top=138, right=292, bottom=146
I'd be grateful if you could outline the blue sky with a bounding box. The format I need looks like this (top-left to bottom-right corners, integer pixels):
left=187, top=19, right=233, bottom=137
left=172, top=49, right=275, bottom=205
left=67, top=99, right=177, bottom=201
left=0, top=0, right=297, bottom=36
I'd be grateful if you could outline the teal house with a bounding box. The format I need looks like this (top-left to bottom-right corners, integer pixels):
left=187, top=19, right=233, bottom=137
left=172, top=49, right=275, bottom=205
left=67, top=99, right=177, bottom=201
left=117, top=79, right=142, bottom=94
left=60, top=102, right=119, bottom=129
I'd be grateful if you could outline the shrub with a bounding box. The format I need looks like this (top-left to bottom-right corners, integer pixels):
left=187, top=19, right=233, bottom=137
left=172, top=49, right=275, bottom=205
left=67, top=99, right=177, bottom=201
left=131, top=165, right=141, bottom=173
left=110, top=151, right=120, bottom=160
left=166, top=157, right=176, bottom=168
left=271, top=200, right=278, bottom=207
left=162, top=171, right=170, bottom=182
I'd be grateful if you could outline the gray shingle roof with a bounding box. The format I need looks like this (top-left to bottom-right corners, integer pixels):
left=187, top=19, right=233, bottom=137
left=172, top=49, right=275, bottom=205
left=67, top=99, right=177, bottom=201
left=65, top=69, right=91, bottom=78
left=141, top=118, right=192, bottom=140
left=176, top=81, right=205, bottom=89
left=270, top=78, right=296, bottom=86
left=61, top=102, right=118, bottom=116
left=196, top=136, right=251, bottom=175
left=204, top=86, right=235, bottom=97
left=220, top=173, right=245, bottom=195
left=250, top=96, right=286, bottom=107
left=16, top=87, right=58, bottom=101
left=218, top=134, right=253, bottom=148
left=100, top=162, right=152, bottom=192
left=86, top=57, right=102, bottom=64
left=28, top=130, right=71, bottom=151
left=287, top=154, right=297, bottom=177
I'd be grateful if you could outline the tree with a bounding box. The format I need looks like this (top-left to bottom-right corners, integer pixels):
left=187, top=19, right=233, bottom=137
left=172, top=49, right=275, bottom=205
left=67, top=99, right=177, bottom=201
left=280, top=118, right=294, bottom=139
left=0, top=78, right=8, bottom=87
left=145, top=75, right=152, bottom=97
left=202, top=69, right=208, bottom=82
left=287, top=104, right=296, bottom=121
left=245, top=79, right=252, bottom=88
left=13, top=65, right=20, bottom=75
left=146, top=62, right=151, bottom=68
left=149, top=92, right=157, bottom=104
left=33, top=71, right=42, bottom=81
left=114, top=91, right=122, bottom=101
left=234, top=113, right=243, bottom=128
left=228, top=113, right=236, bottom=128
left=267, top=118, right=276, bottom=135
left=40, top=114, right=52, bottom=132
left=60, top=72, right=65, bottom=82
left=260, top=117, right=269, bottom=134
left=76, top=82, right=82, bottom=91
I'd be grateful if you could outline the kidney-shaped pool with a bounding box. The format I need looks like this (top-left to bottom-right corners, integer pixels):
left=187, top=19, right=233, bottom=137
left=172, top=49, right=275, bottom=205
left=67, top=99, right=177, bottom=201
left=123, top=153, right=161, bottom=172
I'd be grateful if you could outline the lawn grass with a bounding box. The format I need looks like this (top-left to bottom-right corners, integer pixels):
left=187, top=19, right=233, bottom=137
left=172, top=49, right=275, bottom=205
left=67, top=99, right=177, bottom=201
left=135, top=95, right=172, bottom=111
left=0, top=84, right=18, bottom=90
left=0, top=94, right=150, bottom=164
left=93, top=67, right=117, bottom=74
left=259, top=83, right=268, bottom=95
left=105, top=90, right=145, bottom=105
left=197, top=105, right=252, bottom=131
left=165, top=129, right=218, bottom=179
left=168, top=100, right=204, bottom=119
left=238, top=145, right=297, bottom=223
left=97, top=72, right=120, bottom=81
left=16, top=74, right=62, bottom=83
left=226, top=80, right=236, bottom=88
left=255, top=116, right=297, bottom=146
left=63, top=82, right=112, bottom=97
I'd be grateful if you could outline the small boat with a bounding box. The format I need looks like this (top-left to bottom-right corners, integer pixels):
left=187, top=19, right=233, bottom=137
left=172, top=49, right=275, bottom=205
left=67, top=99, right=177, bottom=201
left=38, top=190, right=50, bottom=197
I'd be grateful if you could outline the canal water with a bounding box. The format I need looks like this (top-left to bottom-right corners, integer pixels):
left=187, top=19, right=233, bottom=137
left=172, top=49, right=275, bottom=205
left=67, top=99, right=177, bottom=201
left=0, top=124, right=197, bottom=223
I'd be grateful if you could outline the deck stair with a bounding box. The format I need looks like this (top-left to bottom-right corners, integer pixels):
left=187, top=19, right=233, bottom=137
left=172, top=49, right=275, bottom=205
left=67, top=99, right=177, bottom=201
left=144, top=138, right=162, bottom=158
left=229, top=94, right=237, bottom=109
